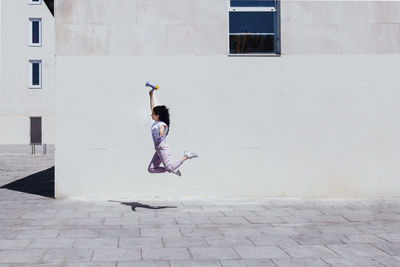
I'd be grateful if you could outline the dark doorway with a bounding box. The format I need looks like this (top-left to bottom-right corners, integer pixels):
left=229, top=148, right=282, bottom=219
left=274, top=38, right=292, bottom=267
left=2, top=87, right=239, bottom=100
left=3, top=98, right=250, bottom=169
left=30, top=117, right=42, bottom=144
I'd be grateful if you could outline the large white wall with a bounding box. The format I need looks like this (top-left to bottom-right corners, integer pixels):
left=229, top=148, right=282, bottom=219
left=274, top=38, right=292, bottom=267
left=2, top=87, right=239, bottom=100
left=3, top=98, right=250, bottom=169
left=55, top=0, right=400, bottom=198
left=0, top=0, right=55, bottom=145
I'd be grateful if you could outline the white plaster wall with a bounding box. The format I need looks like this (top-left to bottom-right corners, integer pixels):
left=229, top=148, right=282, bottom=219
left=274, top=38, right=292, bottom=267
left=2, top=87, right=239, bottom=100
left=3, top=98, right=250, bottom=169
left=55, top=54, right=400, bottom=198
left=55, top=0, right=400, bottom=198
left=0, top=0, right=55, bottom=144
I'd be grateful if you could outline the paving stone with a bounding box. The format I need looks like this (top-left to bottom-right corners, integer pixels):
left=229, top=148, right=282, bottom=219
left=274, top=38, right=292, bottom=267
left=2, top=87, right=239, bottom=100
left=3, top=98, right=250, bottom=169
left=89, top=211, right=123, bottom=218
left=104, top=218, right=139, bottom=226
left=163, top=237, right=207, bottom=248
left=58, top=229, right=99, bottom=238
left=0, top=239, right=31, bottom=249
left=219, top=226, right=262, bottom=236
left=142, top=247, right=191, bottom=260
left=55, top=212, right=89, bottom=219
left=375, top=256, right=400, bottom=267
left=99, top=228, right=140, bottom=238
left=0, top=229, right=23, bottom=239
left=16, top=229, right=60, bottom=239
left=117, top=261, right=169, bottom=267
left=343, top=233, right=388, bottom=244
left=190, top=247, right=240, bottom=260
left=180, top=227, right=223, bottom=237
left=371, top=242, right=400, bottom=256
left=67, top=218, right=105, bottom=226
left=119, top=237, right=163, bottom=248
left=174, top=217, right=213, bottom=225
left=170, top=260, right=222, bottom=267
left=280, top=245, right=338, bottom=258
left=375, top=233, right=400, bottom=243
left=327, top=244, right=390, bottom=257
left=309, top=215, right=348, bottom=223
left=248, top=235, right=298, bottom=246
left=206, top=236, right=254, bottom=247
left=92, top=248, right=141, bottom=261
left=139, top=217, right=177, bottom=225
left=141, top=227, right=182, bottom=237
left=30, top=218, right=69, bottom=226
left=290, top=234, right=345, bottom=245
left=73, top=238, right=118, bottom=248
left=221, top=259, right=275, bottom=267
left=245, top=216, right=287, bottom=224
left=41, top=248, right=94, bottom=263
left=234, top=246, right=289, bottom=259
left=29, top=238, right=75, bottom=248
left=0, top=249, right=46, bottom=263
left=12, top=264, right=61, bottom=267
left=210, top=216, right=249, bottom=224
left=323, top=257, right=385, bottom=267
left=63, top=262, right=116, bottom=267
left=272, top=257, right=330, bottom=267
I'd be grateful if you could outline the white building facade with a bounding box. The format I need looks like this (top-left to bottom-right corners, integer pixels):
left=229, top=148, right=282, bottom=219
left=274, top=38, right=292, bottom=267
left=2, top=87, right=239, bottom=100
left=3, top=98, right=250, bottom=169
left=55, top=0, right=400, bottom=199
left=0, top=0, right=55, bottom=147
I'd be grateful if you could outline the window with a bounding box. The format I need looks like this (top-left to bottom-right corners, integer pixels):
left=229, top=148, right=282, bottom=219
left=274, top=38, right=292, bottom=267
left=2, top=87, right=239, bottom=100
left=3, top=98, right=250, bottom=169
left=29, top=60, right=42, bottom=88
left=30, top=117, right=42, bottom=144
left=29, top=0, right=42, bottom=5
left=229, top=0, right=280, bottom=55
left=29, top=18, right=42, bottom=46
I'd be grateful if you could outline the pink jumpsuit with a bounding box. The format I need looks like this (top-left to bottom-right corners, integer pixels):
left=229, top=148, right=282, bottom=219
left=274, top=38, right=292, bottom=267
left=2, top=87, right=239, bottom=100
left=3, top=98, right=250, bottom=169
left=148, top=121, right=183, bottom=173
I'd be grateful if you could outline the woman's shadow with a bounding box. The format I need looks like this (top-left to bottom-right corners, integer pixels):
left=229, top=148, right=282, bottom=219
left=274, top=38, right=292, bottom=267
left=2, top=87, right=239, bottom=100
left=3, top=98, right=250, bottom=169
left=109, top=200, right=177, bottom=212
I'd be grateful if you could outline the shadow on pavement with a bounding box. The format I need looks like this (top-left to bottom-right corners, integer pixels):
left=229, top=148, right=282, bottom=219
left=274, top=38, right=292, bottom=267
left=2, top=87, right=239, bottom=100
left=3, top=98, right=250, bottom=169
left=0, top=166, right=54, bottom=198
left=109, top=200, right=177, bottom=212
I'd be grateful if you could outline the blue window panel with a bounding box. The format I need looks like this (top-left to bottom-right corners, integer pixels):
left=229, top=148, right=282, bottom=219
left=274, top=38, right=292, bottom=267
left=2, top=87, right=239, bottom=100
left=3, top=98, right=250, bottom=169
left=32, top=21, right=40, bottom=43
left=231, top=0, right=277, bottom=7
left=32, top=0, right=40, bottom=2
left=229, top=11, right=276, bottom=34
left=32, top=63, right=40, bottom=85
left=230, top=34, right=276, bottom=54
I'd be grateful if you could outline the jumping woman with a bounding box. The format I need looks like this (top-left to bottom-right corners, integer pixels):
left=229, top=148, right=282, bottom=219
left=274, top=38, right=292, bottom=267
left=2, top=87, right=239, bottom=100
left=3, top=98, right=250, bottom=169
left=148, top=89, right=198, bottom=176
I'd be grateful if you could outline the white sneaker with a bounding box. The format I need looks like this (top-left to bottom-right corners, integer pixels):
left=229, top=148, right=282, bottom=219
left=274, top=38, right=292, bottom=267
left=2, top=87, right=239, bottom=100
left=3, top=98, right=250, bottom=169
left=184, top=151, right=198, bottom=159
left=174, top=170, right=182, bottom=177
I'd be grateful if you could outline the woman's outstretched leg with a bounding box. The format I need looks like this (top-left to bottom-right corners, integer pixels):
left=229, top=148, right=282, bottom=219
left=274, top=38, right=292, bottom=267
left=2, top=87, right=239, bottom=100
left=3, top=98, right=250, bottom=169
left=157, top=141, right=183, bottom=173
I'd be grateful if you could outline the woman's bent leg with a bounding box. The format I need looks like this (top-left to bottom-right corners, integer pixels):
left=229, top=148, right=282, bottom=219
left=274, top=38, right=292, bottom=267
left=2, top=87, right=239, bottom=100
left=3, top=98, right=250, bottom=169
left=148, top=152, right=166, bottom=173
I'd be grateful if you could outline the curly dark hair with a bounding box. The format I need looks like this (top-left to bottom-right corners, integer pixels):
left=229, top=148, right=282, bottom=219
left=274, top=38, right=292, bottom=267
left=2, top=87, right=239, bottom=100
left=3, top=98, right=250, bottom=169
left=153, top=105, right=170, bottom=134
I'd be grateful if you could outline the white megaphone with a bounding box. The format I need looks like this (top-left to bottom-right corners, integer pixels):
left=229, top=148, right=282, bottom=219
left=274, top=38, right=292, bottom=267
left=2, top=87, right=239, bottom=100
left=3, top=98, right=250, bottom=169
left=145, top=81, right=159, bottom=91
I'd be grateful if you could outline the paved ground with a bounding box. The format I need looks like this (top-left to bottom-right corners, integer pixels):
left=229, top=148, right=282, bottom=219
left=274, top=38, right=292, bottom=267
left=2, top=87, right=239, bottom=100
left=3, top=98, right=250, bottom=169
left=1, top=146, right=400, bottom=266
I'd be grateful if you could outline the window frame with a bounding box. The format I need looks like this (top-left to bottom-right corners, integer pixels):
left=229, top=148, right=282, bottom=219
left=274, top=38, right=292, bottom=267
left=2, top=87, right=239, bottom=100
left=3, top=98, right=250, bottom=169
left=228, top=2, right=281, bottom=56
left=29, top=60, right=42, bottom=89
left=29, top=18, right=42, bottom=47
left=28, top=0, right=42, bottom=5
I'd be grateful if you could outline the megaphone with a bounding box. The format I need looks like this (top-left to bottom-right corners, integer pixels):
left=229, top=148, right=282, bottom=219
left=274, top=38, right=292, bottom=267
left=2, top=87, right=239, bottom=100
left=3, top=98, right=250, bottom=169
left=145, top=81, right=159, bottom=91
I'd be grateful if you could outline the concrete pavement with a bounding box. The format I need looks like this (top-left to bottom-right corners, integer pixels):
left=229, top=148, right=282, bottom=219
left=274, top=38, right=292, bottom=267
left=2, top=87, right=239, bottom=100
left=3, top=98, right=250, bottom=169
left=1, top=146, right=400, bottom=266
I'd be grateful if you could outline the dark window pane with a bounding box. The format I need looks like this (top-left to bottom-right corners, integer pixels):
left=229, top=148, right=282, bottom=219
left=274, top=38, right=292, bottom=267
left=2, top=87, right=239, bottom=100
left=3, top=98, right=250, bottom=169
left=230, top=34, right=275, bottom=54
left=32, top=0, right=40, bottom=2
left=32, top=21, right=39, bottom=43
left=231, top=0, right=276, bottom=7
left=32, top=63, right=40, bottom=85
left=229, top=11, right=275, bottom=34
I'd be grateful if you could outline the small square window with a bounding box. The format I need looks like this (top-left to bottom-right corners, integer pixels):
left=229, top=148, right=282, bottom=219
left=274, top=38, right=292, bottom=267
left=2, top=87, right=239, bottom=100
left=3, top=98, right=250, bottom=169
left=229, top=0, right=280, bottom=55
left=29, top=18, right=42, bottom=46
left=29, top=0, right=42, bottom=5
left=29, top=60, right=42, bottom=89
